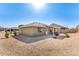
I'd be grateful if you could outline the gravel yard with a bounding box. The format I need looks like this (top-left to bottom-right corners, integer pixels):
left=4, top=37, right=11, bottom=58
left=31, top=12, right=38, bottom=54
left=0, top=31, right=79, bottom=56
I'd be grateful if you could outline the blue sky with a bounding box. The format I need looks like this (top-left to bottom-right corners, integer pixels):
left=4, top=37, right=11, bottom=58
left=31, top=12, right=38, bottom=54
left=0, top=3, right=79, bottom=28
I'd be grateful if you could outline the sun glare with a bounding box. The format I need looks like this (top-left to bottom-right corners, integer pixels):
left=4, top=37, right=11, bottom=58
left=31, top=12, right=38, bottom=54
left=32, top=2, right=45, bottom=9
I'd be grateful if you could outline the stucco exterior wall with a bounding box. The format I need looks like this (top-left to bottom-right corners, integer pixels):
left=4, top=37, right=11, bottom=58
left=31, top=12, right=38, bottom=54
left=50, top=27, right=61, bottom=33
left=19, top=27, right=46, bottom=36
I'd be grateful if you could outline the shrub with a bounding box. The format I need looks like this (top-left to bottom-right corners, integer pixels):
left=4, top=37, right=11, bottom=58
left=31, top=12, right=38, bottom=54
left=65, top=33, right=70, bottom=38
left=5, top=32, right=9, bottom=38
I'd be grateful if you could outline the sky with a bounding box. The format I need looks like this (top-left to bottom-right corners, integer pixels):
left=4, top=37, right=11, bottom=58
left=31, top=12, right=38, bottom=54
left=0, top=3, right=79, bottom=28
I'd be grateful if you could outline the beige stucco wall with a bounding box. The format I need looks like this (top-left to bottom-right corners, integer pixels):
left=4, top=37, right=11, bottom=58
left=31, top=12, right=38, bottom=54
left=50, top=27, right=61, bottom=33
left=19, top=27, right=46, bottom=36
left=33, top=27, right=46, bottom=36
left=49, top=27, right=70, bottom=33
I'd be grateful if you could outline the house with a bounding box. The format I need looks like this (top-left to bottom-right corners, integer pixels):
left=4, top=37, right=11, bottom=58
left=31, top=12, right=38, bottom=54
left=49, top=24, right=69, bottom=33
left=68, top=28, right=76, bottom=33
left=0, top=26, right=4, bottom=31
left=18, top=22, right=76, bottom=37
left=19, top=22, right=48, bottom=36
left=11, top=27, right=19, bottom=31
left=76, top=25, right=79, bottom=32
left=5, top=27, right=19, bottom=32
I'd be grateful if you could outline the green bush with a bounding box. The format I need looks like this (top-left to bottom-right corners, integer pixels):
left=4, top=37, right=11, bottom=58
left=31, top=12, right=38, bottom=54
left=65, top=33, right=70, bottom=38
left=5, top=32, right=9, bottom=38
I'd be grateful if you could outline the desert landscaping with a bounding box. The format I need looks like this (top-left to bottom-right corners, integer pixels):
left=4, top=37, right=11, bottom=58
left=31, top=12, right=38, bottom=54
left=0, top=31, right=79, bottom=56
left=0, top=3, right=79, bottom=56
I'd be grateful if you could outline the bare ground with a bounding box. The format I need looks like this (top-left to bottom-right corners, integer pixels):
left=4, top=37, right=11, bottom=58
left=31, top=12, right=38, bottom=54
left=0, top=31, right=79, bottom=56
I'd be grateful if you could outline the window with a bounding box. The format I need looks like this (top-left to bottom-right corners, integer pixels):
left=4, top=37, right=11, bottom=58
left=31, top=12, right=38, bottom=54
left=38, top=27, right=43, bottom=32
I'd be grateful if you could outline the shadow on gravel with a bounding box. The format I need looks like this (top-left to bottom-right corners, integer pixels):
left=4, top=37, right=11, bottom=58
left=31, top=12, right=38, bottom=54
left=13, top=35, right=52, bottom=43
left=13, top=34, right=65, bottom=43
